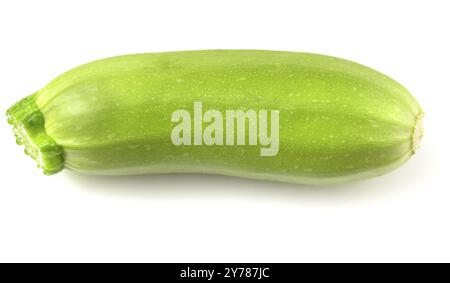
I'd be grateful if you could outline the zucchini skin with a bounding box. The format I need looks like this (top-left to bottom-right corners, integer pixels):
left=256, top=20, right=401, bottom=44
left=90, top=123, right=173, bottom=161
left=7, top=50, right=423, bottom=184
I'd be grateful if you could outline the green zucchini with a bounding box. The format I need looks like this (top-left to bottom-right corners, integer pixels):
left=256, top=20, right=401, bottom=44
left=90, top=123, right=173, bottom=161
left=6, top=50, right=424, bottom=184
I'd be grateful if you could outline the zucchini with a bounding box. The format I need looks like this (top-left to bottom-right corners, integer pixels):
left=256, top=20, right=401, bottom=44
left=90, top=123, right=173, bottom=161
left=6, top=50, right=424, bottom=184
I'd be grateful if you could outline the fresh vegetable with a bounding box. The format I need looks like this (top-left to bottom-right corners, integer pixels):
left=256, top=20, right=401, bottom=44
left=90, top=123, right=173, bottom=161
left=6, top=50, right=424, bottom=184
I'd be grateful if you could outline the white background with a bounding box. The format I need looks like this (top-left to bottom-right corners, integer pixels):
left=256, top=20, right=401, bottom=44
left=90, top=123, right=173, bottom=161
left=0, top=0, right=449, bottom=263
